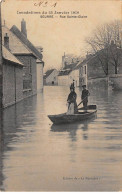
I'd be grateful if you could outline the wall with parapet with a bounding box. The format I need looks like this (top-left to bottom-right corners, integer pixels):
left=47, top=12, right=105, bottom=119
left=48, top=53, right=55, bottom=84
left=109, top=74, right=122, bottom=90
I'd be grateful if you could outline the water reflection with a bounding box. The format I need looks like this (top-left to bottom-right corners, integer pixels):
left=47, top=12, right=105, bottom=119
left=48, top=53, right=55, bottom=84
left=0, top=110, right=4, bottom=191
left=0, top=86, right=122, bottom=191
left=0, top=96, right=37, bottom=191
left=50, top=116, right=97, bottom=141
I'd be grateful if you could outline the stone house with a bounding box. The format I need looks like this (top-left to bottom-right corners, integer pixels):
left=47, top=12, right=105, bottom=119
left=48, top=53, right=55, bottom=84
left=0, top=14, right=23, bottom=108
left=2, top=25, right=38, bottom=99
left=0, top=18, right=44, bottom=108
left=44, top=69, right=58, bottom=85
left=2, top=46, right=23, bottom=108
left=58, top=62, right=79, bottom=86
left=10, top=19, right=44, bottom=92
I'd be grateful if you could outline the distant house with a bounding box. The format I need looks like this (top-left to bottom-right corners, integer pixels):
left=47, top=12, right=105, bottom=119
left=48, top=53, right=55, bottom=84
left=2, top=45, right=23, bottom=108
left=10, top=19, right=44, bottom=92
left=58, top=62, right=79, bottom=86
left=44, top=69, right=58, bottom=85
left=69, top=60, right=87, bottom=87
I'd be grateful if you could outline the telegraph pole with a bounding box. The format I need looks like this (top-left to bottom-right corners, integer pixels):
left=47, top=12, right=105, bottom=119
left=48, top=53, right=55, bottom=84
left=0, top=0, right=3, bottom=110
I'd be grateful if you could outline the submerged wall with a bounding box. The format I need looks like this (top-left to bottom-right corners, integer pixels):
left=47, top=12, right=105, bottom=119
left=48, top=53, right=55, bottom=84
left=109, top=74, right=122, bottom=90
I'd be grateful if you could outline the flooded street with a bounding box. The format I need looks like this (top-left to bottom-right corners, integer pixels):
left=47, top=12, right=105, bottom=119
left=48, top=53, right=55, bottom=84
left=0, top=86, right=122, bottom=191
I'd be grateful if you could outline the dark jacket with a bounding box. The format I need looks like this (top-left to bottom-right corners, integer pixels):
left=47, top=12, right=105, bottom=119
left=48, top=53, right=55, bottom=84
left=81, top=89, right=90, bottom=102
left=67, top=91, right=77, bottom=103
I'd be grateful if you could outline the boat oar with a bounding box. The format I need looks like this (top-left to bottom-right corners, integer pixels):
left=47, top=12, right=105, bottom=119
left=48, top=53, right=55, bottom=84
left=77, top=96, right=88, bottom=107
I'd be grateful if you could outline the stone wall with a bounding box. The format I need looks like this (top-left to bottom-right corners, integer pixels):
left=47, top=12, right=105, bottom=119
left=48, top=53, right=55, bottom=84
left=15, top=67, right=23, bottom=102
left=15, top=55, right=37, bottom=98
left=109, top=74, right=122, bottom=90
left=3, top=61, right=23, bottom=108
left=88, top=77, right=108, bottom=89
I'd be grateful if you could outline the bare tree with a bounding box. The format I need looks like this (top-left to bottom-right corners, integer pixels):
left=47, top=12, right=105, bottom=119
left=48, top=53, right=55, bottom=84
left=86, top=20, right=122, bottom=75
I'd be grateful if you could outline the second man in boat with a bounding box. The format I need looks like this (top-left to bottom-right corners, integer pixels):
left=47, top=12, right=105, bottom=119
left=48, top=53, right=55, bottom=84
left=81, top=84, right=90, bottom=109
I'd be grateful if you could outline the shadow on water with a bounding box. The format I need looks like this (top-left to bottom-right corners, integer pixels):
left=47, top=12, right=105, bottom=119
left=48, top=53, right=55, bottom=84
left=50, top=115, right=97, bottom=142
left=0, top=110, right=4, bottom=191
left=0, top=95, right=37, bottom=191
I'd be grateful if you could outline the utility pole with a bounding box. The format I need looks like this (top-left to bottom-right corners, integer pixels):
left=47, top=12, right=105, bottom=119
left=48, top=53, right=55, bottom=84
left=0, top=1, right=3, bottom=110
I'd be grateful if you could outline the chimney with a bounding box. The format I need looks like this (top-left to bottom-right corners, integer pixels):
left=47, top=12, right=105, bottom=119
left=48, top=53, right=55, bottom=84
left=62, top=52, right=66, bottom=69
left=86, top=52, right=92, bottom=60
left=21, top=18, right=27, bottom=38
left=4, top=33, right=9, bottom=50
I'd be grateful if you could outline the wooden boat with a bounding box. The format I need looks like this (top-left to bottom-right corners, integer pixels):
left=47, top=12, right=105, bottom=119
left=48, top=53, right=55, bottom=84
left=48, top=105, right=97, bottom=125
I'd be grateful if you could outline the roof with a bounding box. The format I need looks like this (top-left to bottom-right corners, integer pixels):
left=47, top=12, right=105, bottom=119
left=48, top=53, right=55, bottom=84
left=64, top=62, right=78, bottom=70
left=2, top=45, right=23, bottom=66
left=58, top=69, right=72, bottom=76
left=44, top=69, right=55, bottom=79
left=58, top=62, right=78, bottom=76
left=74, top=55, right=96, bottom=69
left=73, top=60, right=83, bottom=70
left=2, top=26, right=34, bottom=56
left=10, top=25, right=43, bottom=61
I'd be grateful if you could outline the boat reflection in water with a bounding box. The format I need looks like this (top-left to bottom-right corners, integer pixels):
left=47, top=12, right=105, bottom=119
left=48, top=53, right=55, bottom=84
left=50, top=115, right=97, bottom=135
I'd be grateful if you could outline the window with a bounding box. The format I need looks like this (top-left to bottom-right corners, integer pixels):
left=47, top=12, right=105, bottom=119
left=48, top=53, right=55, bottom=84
left=23, top=58, right=32, bottom=90
left=84, top=66, right=87, bottom=74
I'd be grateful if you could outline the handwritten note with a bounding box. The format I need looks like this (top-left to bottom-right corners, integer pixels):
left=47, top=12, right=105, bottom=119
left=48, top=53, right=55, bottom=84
left=34, top=1, right=57, bottom=8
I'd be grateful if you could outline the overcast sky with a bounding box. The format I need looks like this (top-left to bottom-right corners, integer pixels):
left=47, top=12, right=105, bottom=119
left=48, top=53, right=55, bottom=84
left=1, top=0, right=121, bottom=72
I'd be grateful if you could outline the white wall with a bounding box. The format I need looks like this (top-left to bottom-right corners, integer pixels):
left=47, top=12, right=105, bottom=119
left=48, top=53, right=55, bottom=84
left=70, top=69, right=79, bottom=87
left=37, top=62, right=43, bottom=92
left=58, top=70, right=80, bottom=87
left=58, top=75, right=69, bottom=86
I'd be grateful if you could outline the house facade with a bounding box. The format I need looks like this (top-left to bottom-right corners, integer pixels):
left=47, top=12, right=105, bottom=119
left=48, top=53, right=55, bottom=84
left=2, top=46, right=23, bottom=108
left=0, top=19, right=44, bottom=108
left=44, top=69, right=58, bottom=85
left=58, top=71, right=71, bottom=86
left=2, top=25, right=38, bottom=99
left=79, top=43, right=122, bottom=88
left=58, top=62, right=78, bottom=86
left=10, top=20, right=44, bottom=92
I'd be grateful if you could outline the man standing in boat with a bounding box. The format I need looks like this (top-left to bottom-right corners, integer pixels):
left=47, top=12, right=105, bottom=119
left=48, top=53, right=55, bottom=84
left=81, top=85, right=90, bottom=109
left=67, top=83, right=78, bottom=114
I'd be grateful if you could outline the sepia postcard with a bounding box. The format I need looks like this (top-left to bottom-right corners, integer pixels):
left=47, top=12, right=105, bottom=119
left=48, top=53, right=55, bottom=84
left=0, top=0, right=122, bottom=192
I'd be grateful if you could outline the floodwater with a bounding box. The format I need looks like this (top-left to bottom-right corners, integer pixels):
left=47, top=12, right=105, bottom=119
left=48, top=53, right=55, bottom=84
left=0, top=86, right=122, bottom=191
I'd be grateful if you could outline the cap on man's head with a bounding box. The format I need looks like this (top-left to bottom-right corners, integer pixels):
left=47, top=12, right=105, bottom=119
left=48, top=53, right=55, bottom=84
left=82, top=84, right=86, bottom=87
